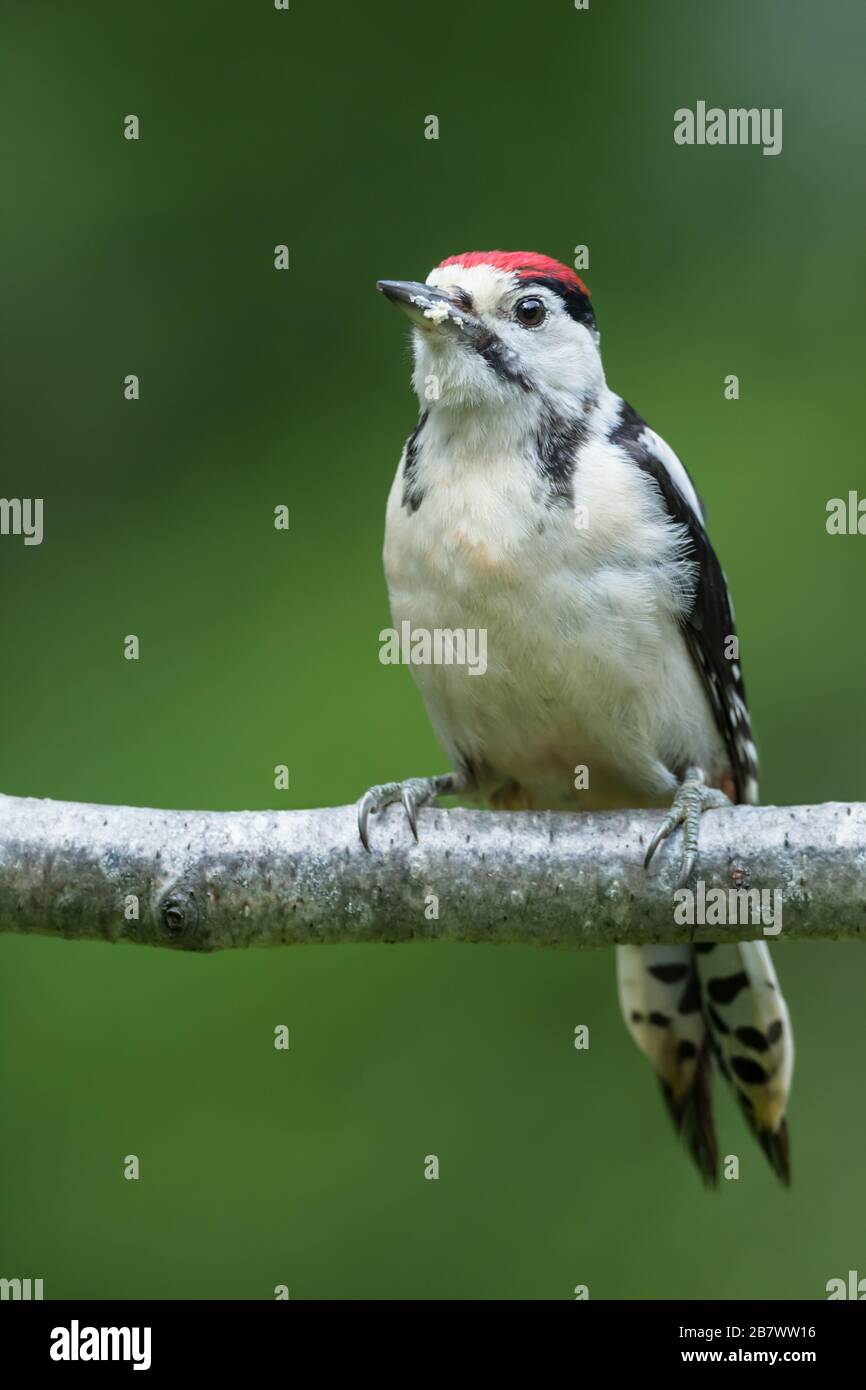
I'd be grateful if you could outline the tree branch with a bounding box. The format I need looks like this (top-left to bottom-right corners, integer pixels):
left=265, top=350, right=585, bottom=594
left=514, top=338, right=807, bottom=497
left=0, top=793, right=862, bottom=952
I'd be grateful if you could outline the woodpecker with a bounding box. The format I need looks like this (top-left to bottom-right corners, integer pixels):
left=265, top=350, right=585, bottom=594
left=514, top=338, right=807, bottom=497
left=359, top=250, right=793, bottom=1186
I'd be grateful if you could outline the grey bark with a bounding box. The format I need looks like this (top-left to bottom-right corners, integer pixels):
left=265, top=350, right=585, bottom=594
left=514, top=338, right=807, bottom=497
left=0, top=792, right=863, bottom=952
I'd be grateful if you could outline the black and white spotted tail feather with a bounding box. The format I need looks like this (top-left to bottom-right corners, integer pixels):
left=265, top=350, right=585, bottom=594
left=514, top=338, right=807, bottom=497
left=617, top=944, right=718, bottom=1187
left=618, top=938, right=793, bottom=1187
left=695, top=940, right=792, bottom=1186
left=660, top=1035, right=718, bottom=1188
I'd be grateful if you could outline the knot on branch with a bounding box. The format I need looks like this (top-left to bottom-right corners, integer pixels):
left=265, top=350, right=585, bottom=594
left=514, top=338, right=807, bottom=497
left=157, top=885, right=209, bottom=949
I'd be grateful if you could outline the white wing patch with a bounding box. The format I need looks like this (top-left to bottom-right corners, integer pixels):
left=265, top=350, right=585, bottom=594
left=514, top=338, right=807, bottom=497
left=636, top=426, right=704, bottom=521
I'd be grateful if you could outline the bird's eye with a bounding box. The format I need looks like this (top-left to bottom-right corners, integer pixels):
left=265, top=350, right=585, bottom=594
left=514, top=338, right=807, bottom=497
left=514, top=297, right=546, bottom=327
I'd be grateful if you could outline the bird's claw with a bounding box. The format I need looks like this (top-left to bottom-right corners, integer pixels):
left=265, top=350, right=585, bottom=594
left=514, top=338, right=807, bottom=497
left=357, top=789, right=379, bottom=852
left=357, top=774, right=455, bottom=851
left=644, top=768, right=730, bottom=888
left=401, top=787, right=419, bottom=841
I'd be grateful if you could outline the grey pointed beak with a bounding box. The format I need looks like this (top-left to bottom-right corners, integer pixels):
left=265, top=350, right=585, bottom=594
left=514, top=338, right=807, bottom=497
left=377, top=279, right=477, bottom=335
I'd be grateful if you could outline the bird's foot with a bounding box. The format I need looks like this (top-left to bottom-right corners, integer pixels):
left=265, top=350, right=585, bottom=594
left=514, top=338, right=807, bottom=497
left=357, top=773, right=458, bottom=851
left=644, top=767, right=730, bottom=889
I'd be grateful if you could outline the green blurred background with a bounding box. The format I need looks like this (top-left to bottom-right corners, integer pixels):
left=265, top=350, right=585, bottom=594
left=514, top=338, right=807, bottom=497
left=1, top=0, right=865, bottom=1300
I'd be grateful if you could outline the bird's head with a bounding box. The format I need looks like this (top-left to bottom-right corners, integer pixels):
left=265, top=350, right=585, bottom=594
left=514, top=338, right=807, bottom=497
left=378, top=250, right=603, bottom=415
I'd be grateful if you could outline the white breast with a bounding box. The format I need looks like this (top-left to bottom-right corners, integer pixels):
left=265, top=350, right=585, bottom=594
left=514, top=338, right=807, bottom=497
left=382, top=409, right=725, bottom=809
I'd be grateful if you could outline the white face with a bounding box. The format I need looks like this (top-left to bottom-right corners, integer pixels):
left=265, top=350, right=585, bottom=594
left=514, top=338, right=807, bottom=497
left=407, top=262, right=605, bottom=413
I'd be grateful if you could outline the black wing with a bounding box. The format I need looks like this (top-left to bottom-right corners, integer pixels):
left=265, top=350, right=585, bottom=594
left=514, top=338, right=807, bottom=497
left=610, top=399, right=758, bottom=804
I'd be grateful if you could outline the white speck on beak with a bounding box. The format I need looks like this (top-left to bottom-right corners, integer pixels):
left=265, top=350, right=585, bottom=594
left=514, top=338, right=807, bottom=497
left=408, top=293, right=465, bottom=329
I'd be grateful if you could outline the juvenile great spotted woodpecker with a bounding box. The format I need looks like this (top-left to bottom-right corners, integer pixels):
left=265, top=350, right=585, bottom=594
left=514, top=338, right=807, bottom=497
left=359, top=250, right=793, bottom=1185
